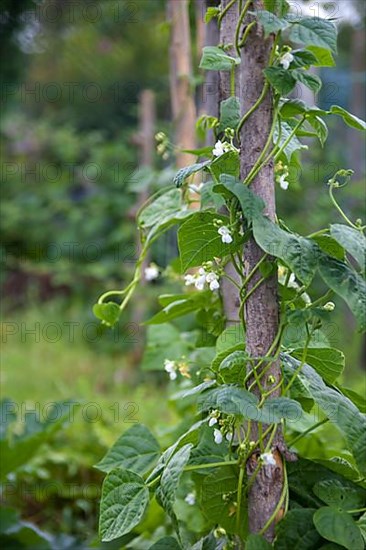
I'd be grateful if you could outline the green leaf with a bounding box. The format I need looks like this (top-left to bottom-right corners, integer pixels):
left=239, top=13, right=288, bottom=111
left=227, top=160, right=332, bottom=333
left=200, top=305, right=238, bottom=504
left=215, top=324, right=245, bottom=355
left=95, top=424, right=160, bottom=475
left=275, top=508, right=322, bottom=549
left=246, top=534, right=272, bottom=549
left=149, top=537, right=181, bottom=549
left=307, top=116, right=328, bottom=145
left=313, top=479, right=366, bottom=511
left=156, top=443, right=192, bottom=524
left=311, top=234, right=345, bottom=261
left=139, top=189, right=181, bottom=228
left=199, top=465, right=247, bottom=537
left=259, top=396, right=302, bottom=423
left=214, top=174, right=265, bottom=222
left=179, top=380, right=216, bottom=400
left=178, top=212, right=240, bottom=271
left=336, top=386, right=366, bottom=414
left=274, top=121, right=308, bottom=162
left=198, top=385, right=259, bottom=419
left=291, top=348, right=345, bottom=385
left=256, top=10, right=289, bottom=36
left=174, top=161, right=211, bottom=188
left=210, top=150, right=240, bottom=180
left=219, top=350, right=248, bottom=384
left=204, top=7, right=220, bottom=24
left=330, top=225, right=366, bottom=271
left=290, top=18, right=338, bottom=54
left=99, top=469, right=149, bottom=542
left=219, top=97, right=241, bottom=132
left=199, top=46, right=240, bottom=72
left=93, top=302, right=120, bottom=327
left=318, top=256, right=366, bottom=332
left=291, top=49, right=319, bottom=68
left=313, top=507, right=364, bottom=550
left=307, top=45, right=336, bottom=67
left=145, top=292, right=213, bottom=325
left=264, top=66, right=296, bottom=95
left=330, top=105, right=366, bottom=131
left=293, top=69, right=322, bottom=93
left=283, top=354, right=366, bottom=474
left=252, top=216, right=319, bottom=284
left=280, top=99, right=327, bottom=119
left=141, top=323, right=190, bottom=372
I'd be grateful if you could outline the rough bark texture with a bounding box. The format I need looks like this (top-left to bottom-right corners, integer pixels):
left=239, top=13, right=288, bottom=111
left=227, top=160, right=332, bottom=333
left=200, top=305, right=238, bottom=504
left=219, top=0, right=241, bottom=327
left=168, top=0, right=197, bottom=169
left=239, top=1, right=284, bottom=541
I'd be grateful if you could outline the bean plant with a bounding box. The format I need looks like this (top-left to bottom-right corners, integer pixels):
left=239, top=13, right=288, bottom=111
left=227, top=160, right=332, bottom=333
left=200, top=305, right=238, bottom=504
left=93, top=1, right=366, bottom=548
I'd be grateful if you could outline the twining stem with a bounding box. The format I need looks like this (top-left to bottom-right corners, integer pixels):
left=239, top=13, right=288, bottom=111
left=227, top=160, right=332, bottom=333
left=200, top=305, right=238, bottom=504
left=237, top=82, right=269, bottom=138
left=283, top=330, right=312, bottom=394
left=218, top=0, right=238, bottom=24
left=329, top=182, right=360, bottom=230
left=234, top=0, right=252, bottom=56
left=236, top=466, right=246, bottom=531
left=259, top=463, right=288, bottom=535
left=287, top=418, right=329, bottom=447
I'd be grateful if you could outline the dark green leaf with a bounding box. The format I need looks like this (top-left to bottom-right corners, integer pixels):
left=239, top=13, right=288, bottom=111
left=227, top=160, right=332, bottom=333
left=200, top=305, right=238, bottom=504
left=275, top=508, right=322, bottom=549
left=219, top=351, right=248, bottom=385
left=274, top=121, right=308, bottom=162
left=330, top=225, right=366, bottom=271
left=252, top=216, right=319, bottom=284
left=210, top=151, right=240, bottom=180
left=313, top=507, right=364, bottom=550
left=199, top=46, right=240, bottom=72
left=141, top=323, right=190, bottom=372
left=291, top=348, right=345, bottom=385
left=174, top=161, right=211, bottom=188
left=214, top=174, right=265, bottom=222
left=293, top=69, right=322, bottom=92
left=219, top=97, right=241, bottom=132
left=149, top=537, right=181, bottom=549
left=246, top=534, right=272, bottom=549
left=313, top=479, right=366, bottom=511
left=318, top=256, right=366, bottom=332
left=283, top=354, right=366, bottom=474
left=95, top=424, right=160, bottom=474
left=290, top=18, right=338, bottom=54
left=256, top=10, right=289, bottom=36
left=145, top=292, right=213, bottom=325
left=330, top=105, right=366, bottom=131
left=307, top=116, right=328, bottom=145
left=311, top=234, right=345, bottom=261
left=178, top=212, right=240, bottom=271
left=291, top=49, right=319, bottom=68
left=99, top=469, right=149, bottom=542
left=156, top=443, right=192, bottom=525
left=264, top=66, right=297, bottom=95
left=259, top=397, right=302, bottom=423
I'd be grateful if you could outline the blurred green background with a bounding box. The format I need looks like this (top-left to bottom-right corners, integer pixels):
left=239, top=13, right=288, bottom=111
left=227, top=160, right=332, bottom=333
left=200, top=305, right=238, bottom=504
left=1, top=0, right=365, bottom=547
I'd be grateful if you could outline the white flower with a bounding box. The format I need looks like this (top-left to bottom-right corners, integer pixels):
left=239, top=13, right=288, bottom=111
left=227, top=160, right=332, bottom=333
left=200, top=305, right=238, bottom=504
left=185, top=492, right=196, bottom=506
left=184, top=274, right=196, bottom=286
left=214, top=428, right=223, bottom=445
left=206, top=271, right=220, bottom=291
left=195, top=268, right=207, bottom=291
left=323, top=301, right=336, bottom=311
left=218, top=226, right=233, bottom=244
left=260, top=452, right=276, bottom=466
left=208, top=416, right=218, bottom=427
left=278, top=173, right=289, bottom=190
left=144, top=264, right=159, bottom=281
left=212, top=140, right=226, bottom=157
left=280, top=52, right=294, bottom=70
left=225, top=432, right=232, bottom=442
left=164, top=359, right=177, bottom=380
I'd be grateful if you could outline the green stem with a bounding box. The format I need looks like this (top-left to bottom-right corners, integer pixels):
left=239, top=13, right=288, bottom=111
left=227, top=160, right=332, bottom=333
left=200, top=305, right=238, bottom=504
left=283, top=331, right=311, bottom=394
left=347, top=507, right=366, bottom=514
left=237, top=82, right=269, bottom=138
left=287, top=418, right=329, bottom=447
left=230, top=65, right=236, bottom=96
left=259, top=462, right=288, bottom=535
left=236, top=466, right=246, bottom=532
left=184, top=460, right=238, bottom=472
left=309, top=289, right=334, bottom=309
left=238, top=21, right=256, bottom=49
left=273, top=115, right=306, bottom=162
left=218, top=0, right=238, bottom=24
left=306, top=228, right=329, bottom=239
left=234, top=0, right=252, bottom=56
left=329, top=183, right=360, bottom=230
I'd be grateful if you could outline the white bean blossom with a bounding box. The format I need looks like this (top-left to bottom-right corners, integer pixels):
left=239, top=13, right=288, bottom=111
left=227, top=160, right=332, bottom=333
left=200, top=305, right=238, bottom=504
left=260, top=452, right=276, bottom=466
left=213, top=428, right=223, bottom=445
left=206, top=271, right=220, bottom=291
left=184, top=267, right=220, bottom=292
left=212, top=140, right=227, bottom=157
left=279, top=51, right=294, bottom=70
left=185, top=492, right=196, bottom=506
left=278, top=173, right=289, bottom=190
left=164, top=359, right=177, bottom=380
left=218, top=225, right=233, bottom=244
left=144, top=263, right=159, bottom=281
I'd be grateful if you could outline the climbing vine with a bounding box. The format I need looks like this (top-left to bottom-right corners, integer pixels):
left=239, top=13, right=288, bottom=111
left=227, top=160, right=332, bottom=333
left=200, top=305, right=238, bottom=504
left=94, top=1, right=366, bottom=548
